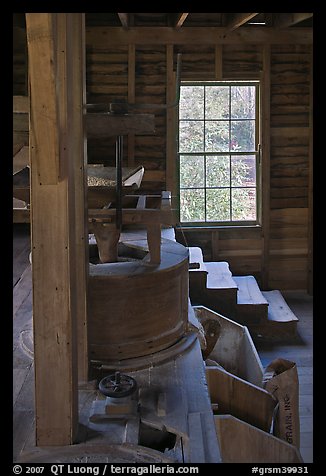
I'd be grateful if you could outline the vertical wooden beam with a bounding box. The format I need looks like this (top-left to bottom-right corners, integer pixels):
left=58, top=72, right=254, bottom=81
left=66, top=14, right=89, bottom=383
left=128, top=44, right=135, bottom=167
left=211, top=230, right=219, bottom=261
left=166, top=45, right=177, bottom=206
left=261, top=45, right=271, bottom=289
left=215, top=45, right=223, bottom=80
left=26, top=13, right=87, bottom=446
left=307, top=49, right=313, bottom=295
left=26, top=14, right=59, bottom=184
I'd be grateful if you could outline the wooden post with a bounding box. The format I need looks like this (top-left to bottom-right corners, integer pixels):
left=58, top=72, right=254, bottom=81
left=127, top=44, right=135, bottom=167
left=26, top=13, right=87, bottom=446
left=261, top=45, right=271, bottom=289
left=166, top=45, right=177, bottom=204
left=214, top=45, right=223, bottom=80
left=66, top=14, right=89, bottom=384
left=307, top=49, right=313, bottom=294
left=211, top=230, right=219, bottom=261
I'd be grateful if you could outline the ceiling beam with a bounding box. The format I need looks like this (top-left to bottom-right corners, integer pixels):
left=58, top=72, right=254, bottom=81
left=273, top=13, right=313, bottom=28
left=86, top=27, right=313, bottom=46
left=226, top=13, right=260, bottom=31
left=172, top=13, right=189, bottom=28
left=117, top=13, right=129, bottom=29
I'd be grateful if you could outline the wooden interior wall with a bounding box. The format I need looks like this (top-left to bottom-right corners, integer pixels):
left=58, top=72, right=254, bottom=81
left=13, top=15, right=29, bottom=155
left=84, top=28, right=312, bottom=292
left=13, top=16, right=28, bottom=97
left=269, top=45, right=311, bottom=290
left=13, top=21, right=312, bottom=292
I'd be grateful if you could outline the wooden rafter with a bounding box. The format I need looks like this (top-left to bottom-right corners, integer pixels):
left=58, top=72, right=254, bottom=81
left=172, top=13, right=189, bottom=28
left=273, top=13, right=313, bottom=28
left=118, top=12, right=129, bottom=29
left=226, top=13, right=259, bottom=31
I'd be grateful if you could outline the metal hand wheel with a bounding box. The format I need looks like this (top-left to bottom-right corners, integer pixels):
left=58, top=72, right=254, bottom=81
left=99, top=371, right=137, bottom=398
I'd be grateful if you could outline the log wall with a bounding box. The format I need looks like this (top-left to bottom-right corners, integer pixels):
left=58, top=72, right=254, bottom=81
left=84, top=26, right=312, bottom=291
left=13, top=18, right=313, bottom=291
left=13, top=21, right=28, bottom=96
left=269, top=45, right=311, bottom=290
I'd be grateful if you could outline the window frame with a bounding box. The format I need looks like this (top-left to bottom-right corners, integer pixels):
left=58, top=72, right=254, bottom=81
left=177, top=80, right=262, bottom=228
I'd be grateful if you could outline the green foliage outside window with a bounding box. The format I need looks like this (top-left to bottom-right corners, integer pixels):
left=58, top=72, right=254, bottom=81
left=178, top=82, right=259, bottom=224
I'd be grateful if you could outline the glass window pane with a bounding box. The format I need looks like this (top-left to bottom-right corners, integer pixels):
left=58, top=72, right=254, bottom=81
left=232, top=188, right=256, bottom=221
left=231, top=120, right=255, bottom=152
left=179, top=82, right=259, bottom=224
left=179, top=121, right=204, bottom=152
left=180, top=155, right=205, bottom=187
left=231, top=155, right=256, bottom=186
left=206, top=155, right=230, bottom=187
left=231, top=86, right=256, bottom=119
left=205, top=86, right=229, bottom=119
left=179, top=86, right=204, bottom=119
left=180, top=189, right=205, bottom=222
left=205, top=121, right=229, bottom=152
left=206, top=189, right=230, bottom=221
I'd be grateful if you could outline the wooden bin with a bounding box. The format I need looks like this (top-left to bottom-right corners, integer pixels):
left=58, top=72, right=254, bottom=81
left=88, top=239, right=189, bottom=365
left=206, top=365, right=277, bottom=432
left=215, top=415, right=303, bottom=463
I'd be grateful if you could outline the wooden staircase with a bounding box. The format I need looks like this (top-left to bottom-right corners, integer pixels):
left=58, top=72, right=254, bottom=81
left=188, top=247, right=298, bottom=340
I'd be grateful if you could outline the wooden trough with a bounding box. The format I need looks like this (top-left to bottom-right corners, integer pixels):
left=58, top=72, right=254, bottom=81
left=194, top=306, right=276, bottom=432
left=194, top=305, right=304, bottom=463
left=194, top=307, right=275, bottom=433
left=193, top=305, right=264, bottom=386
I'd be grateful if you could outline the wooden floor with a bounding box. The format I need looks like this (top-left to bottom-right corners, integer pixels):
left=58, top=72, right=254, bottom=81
left=255, top=291, right=313, bottom=463
left=13, top=224, right=313, bottom=463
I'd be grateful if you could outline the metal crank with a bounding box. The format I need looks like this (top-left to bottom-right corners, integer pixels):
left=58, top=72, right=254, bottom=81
left=99, top=371, right=138, bottom=398
left=90, top=371, right=138, bottom=422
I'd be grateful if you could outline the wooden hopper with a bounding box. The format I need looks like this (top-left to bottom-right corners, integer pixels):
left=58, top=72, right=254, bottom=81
left=87, top=164, right=145, bottom=208
left=13, top=163, right=145, bottom=208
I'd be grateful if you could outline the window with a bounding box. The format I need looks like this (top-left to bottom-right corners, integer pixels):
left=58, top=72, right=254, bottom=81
left=178, top=81, right=260, bottom=226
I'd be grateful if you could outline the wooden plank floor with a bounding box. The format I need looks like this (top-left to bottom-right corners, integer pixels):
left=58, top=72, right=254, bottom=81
left=13, top=224, right=313, bottom=463
left=13, top=224, right=34, bottom=462
left=254, top=291, right=313, bottom=463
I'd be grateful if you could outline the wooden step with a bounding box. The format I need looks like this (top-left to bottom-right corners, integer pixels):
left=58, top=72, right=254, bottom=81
left=189, top=258, right=238, bottom=317
left=263, top=290, right=299, bottom=323
left=188, top=246, right=207, bottom=272
left=205, top=262, right=238, bottom=291
left=233, top=276, right=268, bottom=325
left=204, top=262, right=238, bottom=317
left=250, top=290, right=299, bottom=341
left=188, top=247, right=208, bottom=305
